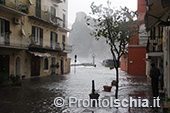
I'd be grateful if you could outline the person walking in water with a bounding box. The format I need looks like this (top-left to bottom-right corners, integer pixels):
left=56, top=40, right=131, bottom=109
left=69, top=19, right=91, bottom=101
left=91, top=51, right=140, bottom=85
left=150, top=63, right=161, bottom=97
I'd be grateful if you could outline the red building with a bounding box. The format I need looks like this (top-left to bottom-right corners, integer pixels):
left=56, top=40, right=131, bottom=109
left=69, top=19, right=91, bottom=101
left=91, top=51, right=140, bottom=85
left=121, top=0, right=147, bottom=76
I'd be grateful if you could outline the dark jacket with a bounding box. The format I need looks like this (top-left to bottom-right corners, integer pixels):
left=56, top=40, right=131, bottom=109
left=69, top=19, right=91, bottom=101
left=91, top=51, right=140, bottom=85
left=150, top=67, right=160, bottom=79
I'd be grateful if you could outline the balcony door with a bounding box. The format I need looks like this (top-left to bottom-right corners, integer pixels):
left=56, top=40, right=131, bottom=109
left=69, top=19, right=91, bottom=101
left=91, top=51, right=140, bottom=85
left=36, top=0, right=41, bottom=18
left=0, top=19, right=9, bottom=45
left=51, top=32, right=58, bottom=49
left=32, top=26, right=43, bottom=46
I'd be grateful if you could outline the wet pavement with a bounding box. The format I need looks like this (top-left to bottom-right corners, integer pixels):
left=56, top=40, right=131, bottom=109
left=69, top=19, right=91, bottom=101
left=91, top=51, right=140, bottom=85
left=0, top=65, right=163, bottom=113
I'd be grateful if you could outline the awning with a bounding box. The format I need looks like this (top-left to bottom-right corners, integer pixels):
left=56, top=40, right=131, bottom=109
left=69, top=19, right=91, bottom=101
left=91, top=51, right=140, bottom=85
left=29, top=51, right=51, bottom=57
left=145, top=0, right=170, bottom=31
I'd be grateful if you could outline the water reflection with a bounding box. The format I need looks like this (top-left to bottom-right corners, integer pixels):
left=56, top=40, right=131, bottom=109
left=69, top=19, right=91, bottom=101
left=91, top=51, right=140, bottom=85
left=0, top=66, right=160, bottom=113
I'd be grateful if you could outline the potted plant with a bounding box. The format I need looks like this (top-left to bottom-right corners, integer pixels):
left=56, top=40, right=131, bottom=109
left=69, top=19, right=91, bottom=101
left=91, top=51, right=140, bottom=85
left=111, top=80, right=117, bottom=86
left=10, top=74, right=21, bottom=86
left=103, top=85, right=112, bottom=92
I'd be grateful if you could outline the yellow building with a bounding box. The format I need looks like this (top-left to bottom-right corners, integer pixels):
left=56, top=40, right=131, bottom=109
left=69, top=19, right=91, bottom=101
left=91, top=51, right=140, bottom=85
left=145, top=0, right=170, bottom=97
left=0, top=0, right=72, bottom=80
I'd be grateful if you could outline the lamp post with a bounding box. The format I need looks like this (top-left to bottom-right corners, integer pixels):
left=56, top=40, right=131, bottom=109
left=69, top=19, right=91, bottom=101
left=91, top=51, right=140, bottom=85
left=92, top=53, right=96, bottom=67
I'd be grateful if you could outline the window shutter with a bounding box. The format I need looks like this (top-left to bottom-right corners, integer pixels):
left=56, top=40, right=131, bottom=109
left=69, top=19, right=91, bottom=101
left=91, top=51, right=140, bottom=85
left=40, top=28, right=43, bottom=47
left=5, top=20, right=10, bottom=44
left=32, top=26, right=35, bottom=36
left=50, top=32, right=53, bottom=48
left=55, top=33, right=58, bottom=43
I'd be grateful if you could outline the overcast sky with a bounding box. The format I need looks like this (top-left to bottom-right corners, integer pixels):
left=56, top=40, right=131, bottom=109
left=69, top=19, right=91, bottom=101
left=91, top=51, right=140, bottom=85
left=68, top=0, right=137, bottom=26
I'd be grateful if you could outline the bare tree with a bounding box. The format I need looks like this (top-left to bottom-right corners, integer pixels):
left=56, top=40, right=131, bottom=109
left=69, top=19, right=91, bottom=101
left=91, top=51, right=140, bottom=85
left=87, top=1, right=138, bottom=99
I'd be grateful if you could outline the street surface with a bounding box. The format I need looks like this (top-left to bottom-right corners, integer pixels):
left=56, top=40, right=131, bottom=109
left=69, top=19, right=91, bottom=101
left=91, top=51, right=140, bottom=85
left=0, top=64, right=162, bottom=113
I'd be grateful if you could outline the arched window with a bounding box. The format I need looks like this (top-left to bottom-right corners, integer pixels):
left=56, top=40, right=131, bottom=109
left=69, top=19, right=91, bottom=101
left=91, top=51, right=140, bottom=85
left=44, top=58, right=49, bottom=70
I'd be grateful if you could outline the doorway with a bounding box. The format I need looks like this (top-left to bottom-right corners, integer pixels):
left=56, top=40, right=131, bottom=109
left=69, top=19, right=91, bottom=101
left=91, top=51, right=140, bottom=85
left=15, top=56, right=21, bottom=77
left=51, top=57, right=56, bottom=75
left=31, top=56, right=40, bottom=76
left=60, top=57, right=64, bottom=74
left=0, top=55, right=9, bottom=80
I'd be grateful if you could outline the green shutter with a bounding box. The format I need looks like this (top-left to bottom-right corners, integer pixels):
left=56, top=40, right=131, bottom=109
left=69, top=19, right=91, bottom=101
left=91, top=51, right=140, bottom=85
left=36, top=0, right=41, bottom=18
left=55, top=33, right=58, bottom=43
left=5, top=20, right=10, bottom=44
left=50, top=32, right=53, bottom=48
left=32, top=26, right=35, bottom=36
left=40, top=28, right=43, bottom=46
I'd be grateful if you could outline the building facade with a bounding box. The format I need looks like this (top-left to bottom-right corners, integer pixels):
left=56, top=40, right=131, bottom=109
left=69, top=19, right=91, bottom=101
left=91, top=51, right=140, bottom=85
left=145, top=0, right=170, bottom=97
left=0, top=0, right=72, bottom=80
left=121, top=0, right=148, bottom=76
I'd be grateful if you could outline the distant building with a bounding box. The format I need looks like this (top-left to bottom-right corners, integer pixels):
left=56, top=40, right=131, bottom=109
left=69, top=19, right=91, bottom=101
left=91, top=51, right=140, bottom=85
left=0, top=0, right=72, bottom=80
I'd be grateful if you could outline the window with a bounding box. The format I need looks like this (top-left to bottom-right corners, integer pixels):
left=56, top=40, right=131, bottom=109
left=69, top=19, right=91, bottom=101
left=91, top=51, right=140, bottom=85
left=0, top=0, right=5, bottom=5
left=51, top=32, right=58, bottom=49
left=159, top=26, right=163, bottom=38
left=44, top=58, right=49, bottom=70
left=0, top=19, right=5, bottom=36
left=36, top=0, right=41, bottom=18
left=51, top=7, right=56, bottom=16
left=0, top=18, right=10, bottom=44
left=62, top=35, right=65, bottom=50
left=32, top=26, right=43, bottom=46
left=150, top=27, right=155, bottom=40
left=63, top=14, right=65, bottom=28
left=51, top=7, right=57, bottom=23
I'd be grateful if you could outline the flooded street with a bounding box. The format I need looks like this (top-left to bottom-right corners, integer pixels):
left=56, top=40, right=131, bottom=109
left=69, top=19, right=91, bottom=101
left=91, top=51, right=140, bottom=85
left=0, top=65, right=160, bottom=113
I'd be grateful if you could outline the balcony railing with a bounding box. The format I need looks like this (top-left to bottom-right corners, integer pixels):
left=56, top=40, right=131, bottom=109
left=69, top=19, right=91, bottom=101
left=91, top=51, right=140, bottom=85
left=66, top=44, right=72, bottom=52
left=51, top=42, right=63, bottom=51
left=63, top=44, right=72, bottom=52
left=0, top=33, right=71, bottom=52
left=29, top=6, right=62, bottom=27
left=146, top=36, right=163, bottom=52
left=0, top=33, right=29, bottom=48
left=0, top=0, right=29, bottom=14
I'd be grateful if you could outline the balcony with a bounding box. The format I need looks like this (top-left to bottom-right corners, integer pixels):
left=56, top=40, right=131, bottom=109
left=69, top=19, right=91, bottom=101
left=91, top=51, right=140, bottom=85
left=63, top=44, right=72, bottom=53
left=29, top=7, right=62, bottom=27
left=146, top=36, right=163, bottom=53
left=51, top=42, right=63, bottom=51
left=0, top=32, right=29, bottom=49
left=0, top=0, right=28, bottom=16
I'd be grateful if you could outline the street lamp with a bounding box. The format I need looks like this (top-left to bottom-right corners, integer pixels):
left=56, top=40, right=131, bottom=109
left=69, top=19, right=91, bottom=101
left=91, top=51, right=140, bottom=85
left=74, top=55, right=77, bottom=73
left=92, top=53, right=96, bottom=67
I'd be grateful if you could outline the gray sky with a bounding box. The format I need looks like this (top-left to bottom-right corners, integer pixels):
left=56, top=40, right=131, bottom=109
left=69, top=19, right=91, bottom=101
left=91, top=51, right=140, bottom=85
left=68, top=0, right=137, bottom=25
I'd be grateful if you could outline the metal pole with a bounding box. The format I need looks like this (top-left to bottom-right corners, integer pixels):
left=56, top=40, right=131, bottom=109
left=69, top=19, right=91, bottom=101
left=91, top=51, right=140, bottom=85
left=92, top=80, right=95, bottom=94
left=74, top=55, right=77, bottom=74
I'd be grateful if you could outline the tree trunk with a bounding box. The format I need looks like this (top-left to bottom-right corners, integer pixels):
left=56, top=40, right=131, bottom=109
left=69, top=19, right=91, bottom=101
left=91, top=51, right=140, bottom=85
left=115, top=67, right=119, bottom=99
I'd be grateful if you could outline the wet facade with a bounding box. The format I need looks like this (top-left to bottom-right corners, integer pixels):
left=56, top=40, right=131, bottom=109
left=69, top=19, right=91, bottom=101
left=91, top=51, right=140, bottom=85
left=145, top=0, right=170, bottom=98
left=0, top=0, right=72, bottom=80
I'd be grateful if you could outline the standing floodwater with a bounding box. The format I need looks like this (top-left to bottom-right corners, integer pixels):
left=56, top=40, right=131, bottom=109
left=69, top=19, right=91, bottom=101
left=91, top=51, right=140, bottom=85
left=0, top=65, right=160, bottom=113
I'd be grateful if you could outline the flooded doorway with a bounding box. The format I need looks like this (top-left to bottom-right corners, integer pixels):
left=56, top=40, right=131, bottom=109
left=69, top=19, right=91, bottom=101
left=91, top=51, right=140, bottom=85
left=60, top=57, right=64, bottom=74
left=0, top=55, right=9, bottom=80
left=31, top=56, right=40, bottom=76
left=15, top=56, right=21, bottom=77
left=51, top=57, right=56, bottom=75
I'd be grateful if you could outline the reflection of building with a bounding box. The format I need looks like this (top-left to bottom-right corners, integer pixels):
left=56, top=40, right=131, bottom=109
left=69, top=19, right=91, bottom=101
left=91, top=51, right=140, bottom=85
left=145, top=0, right=170, bottom=97
left=0, top=0, right=72, bottom=80
left=121, top=0, right=147, bottom=76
